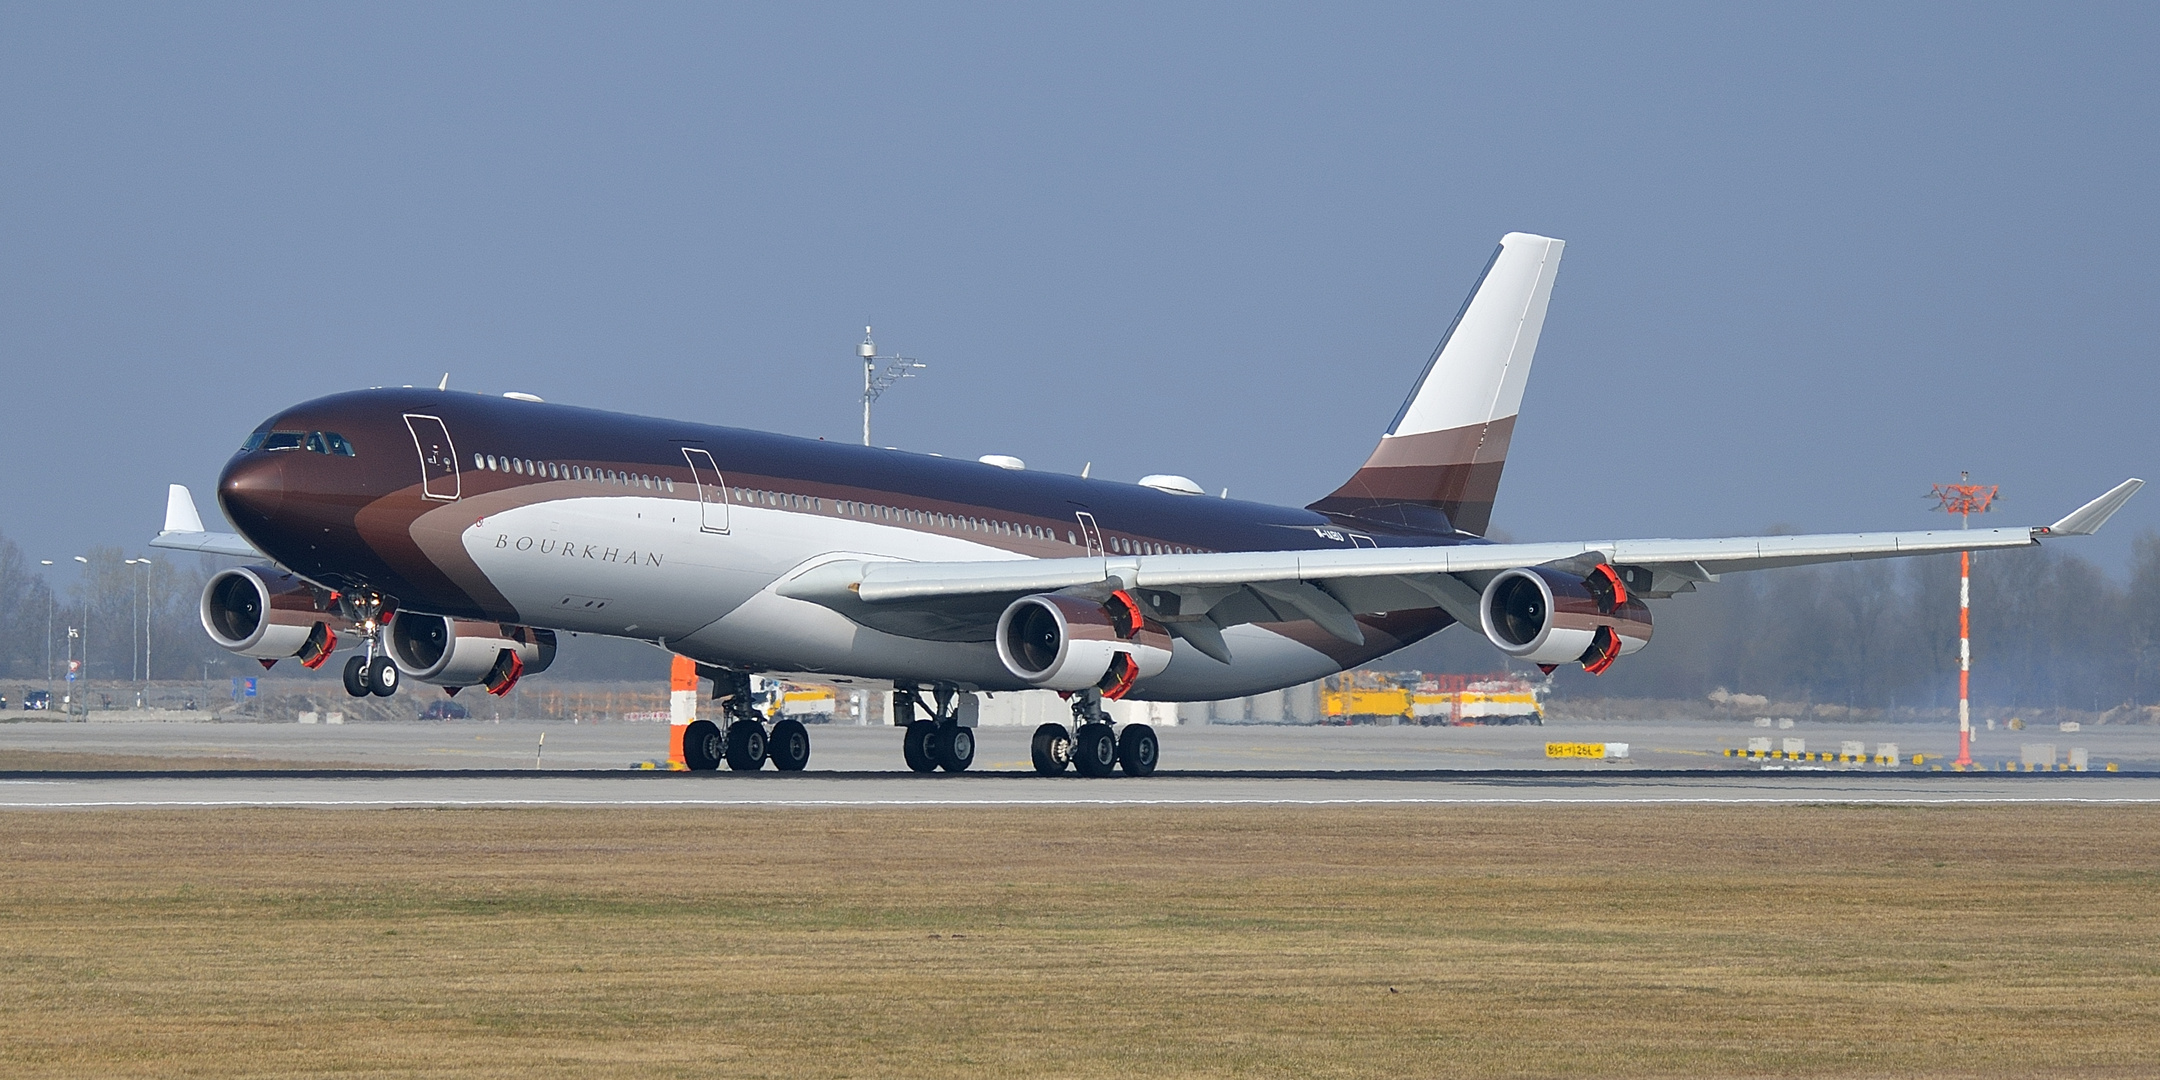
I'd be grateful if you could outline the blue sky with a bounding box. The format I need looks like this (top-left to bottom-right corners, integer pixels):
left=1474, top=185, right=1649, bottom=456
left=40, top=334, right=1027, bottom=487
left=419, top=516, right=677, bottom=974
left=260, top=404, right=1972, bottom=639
left=3, top=4, right=2155, bottom=576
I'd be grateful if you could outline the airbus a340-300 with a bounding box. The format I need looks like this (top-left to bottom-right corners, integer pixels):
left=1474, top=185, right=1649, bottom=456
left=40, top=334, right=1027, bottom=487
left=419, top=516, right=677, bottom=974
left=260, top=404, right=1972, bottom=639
left=152, top=233, right=2141, bottom=776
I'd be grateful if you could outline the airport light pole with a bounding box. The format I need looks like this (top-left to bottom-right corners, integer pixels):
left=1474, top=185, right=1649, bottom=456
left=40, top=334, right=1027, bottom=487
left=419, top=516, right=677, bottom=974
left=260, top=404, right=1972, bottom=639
left=1931, top=474, right=1997, bottom=769
left=39, top=560, right=54, bottom=708
left=127, top=557, right=154, bottom=697
left=858, top=327, right=927, bottom=446
left=72, top=555, right=89, bottom=717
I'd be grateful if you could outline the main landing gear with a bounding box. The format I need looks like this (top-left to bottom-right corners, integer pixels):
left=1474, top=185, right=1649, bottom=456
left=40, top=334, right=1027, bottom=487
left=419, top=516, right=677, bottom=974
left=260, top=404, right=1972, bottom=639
left=681, top=670, right=810, bottom=773
left=339, top=593, right=398, bottom=698
left=894, top=683, right=977, bottom=774
left=1032, top=690, right=1156, bottom=778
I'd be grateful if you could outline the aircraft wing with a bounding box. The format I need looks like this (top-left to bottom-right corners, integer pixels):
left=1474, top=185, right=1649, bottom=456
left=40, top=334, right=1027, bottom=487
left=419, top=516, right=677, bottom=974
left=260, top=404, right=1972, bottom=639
left=779, top=479, right=2142, bottom=659
left=148, top=484, right=266, bottom=560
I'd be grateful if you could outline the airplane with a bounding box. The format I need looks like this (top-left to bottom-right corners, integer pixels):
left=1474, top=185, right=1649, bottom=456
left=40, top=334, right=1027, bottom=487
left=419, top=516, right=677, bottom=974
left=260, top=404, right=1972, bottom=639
left=152, top=231, right=2143, bottom=777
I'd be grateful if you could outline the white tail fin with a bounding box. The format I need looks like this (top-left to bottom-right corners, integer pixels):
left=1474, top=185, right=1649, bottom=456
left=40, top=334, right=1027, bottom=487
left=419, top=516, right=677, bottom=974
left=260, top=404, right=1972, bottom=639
left=1312, top=232, right=1564, bottom=536
left=164, top=484, right=206, bottom=533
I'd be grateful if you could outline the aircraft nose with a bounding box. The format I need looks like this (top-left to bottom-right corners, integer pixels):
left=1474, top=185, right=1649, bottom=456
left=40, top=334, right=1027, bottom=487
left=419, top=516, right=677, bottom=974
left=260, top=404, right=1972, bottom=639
left=219, top=453, right=286, bottom=533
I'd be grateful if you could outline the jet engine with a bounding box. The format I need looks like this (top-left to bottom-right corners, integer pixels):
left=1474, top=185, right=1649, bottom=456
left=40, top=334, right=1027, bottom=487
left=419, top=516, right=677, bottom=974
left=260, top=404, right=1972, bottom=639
left=200, top=566, right=343, bottom=668
left=387, top=614, right=556, bottom=696
left=1478, top=564, right=1653, bottom=674
left=995, top=590, right=1172, bottom=698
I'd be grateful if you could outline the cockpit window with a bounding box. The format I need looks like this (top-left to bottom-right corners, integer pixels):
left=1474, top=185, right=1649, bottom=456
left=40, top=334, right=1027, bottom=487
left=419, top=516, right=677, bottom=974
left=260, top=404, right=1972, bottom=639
left=258, top=431, right=307, bottom=452
left=319, top=432, right=356, bottom=456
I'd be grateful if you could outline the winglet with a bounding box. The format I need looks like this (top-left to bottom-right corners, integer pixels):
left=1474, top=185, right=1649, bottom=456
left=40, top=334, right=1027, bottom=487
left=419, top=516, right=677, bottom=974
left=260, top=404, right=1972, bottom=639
left=164, top=484, right=206, bottom=533
left=2043, top=478, right=2144, bottom=536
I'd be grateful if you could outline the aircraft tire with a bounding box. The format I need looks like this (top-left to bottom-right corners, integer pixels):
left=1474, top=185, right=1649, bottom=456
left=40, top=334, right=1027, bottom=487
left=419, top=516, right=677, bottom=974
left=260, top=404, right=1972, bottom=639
left=1118, top=723, right=1159, bottom=777
left=902, top=719, right=939, bottom=773
left=367, top=656, right=399, bottom=697
left=682, top=719, right=722, bottom=771
left=342, top=656, right=371, bottom=697
left=1073, top=723, right=1119, bottom=778
left=724, top=720, right=767, bottom=771
left=768, top=718, right=811, bottom=771
left=1030, top=723, right=1072, bottom=776
left=936, top=722, right=975, bottom=773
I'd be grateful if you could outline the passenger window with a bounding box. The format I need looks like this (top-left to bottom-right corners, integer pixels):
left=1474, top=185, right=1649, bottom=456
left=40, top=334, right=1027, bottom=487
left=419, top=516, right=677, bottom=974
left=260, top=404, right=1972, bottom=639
left=473, top=453, right=486, bottom=470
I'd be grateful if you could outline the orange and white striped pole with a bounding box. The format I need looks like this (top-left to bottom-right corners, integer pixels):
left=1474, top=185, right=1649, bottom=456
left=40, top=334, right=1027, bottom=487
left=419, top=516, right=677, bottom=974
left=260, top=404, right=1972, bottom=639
left=1956, top=549, right=1973, bottom=767
left=667, top=654, right=698, bottom=771
left=1931, top=474, right=1995, bottom=770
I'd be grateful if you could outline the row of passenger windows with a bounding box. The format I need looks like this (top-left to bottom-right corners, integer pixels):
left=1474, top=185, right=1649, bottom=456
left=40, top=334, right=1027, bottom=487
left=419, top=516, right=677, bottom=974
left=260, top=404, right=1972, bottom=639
left=831, top=501, right=1205, bottom=554
left=835, top=500, right=1062, bottom=543
left=244, top=430, right=357, bottom=456
left=476, top=453, right=676, bottom=492
left=1108, top=536, right=1199, bottom=556
left=468, top=455, right=1205, bottom=555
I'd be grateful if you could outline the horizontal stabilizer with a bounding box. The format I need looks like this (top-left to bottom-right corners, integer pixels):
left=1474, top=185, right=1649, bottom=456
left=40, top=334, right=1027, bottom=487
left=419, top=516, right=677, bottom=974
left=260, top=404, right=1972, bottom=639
left=2045, top=478, right=2143, bottom=536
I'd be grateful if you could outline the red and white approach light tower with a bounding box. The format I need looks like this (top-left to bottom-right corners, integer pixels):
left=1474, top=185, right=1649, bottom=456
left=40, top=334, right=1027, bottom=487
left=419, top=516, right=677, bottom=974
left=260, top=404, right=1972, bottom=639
left=1931, top=474, right=1998, bottom=768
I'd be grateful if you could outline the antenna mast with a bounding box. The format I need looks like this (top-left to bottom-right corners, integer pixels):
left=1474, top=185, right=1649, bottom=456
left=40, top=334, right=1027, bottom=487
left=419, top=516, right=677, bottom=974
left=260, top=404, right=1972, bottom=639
left=1930, top=472, right=1998, bottom=769
left=859, top=326, right=927, bottom=446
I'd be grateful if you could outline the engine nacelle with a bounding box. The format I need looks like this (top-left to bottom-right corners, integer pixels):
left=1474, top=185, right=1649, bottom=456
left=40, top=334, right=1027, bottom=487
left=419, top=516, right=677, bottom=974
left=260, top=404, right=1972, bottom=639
left=1478, top=565, right=1653, bottom=674
left=995, top=591, right=1172, bottom=698
left=388, top=614, right=557, bottom=695
left=200, top=566, right=343, bottom=666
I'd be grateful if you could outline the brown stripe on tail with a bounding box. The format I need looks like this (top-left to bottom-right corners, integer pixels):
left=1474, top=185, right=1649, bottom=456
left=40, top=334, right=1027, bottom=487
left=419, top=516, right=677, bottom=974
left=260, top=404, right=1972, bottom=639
left=1308, top=415, right=1514, bottom=536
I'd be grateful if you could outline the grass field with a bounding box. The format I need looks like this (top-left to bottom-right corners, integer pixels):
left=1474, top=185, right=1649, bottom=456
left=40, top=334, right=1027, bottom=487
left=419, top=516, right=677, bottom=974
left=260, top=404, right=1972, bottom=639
left=0, top=750, right=379, bottom=772
left=3, top=805, right=2157, bottom=1078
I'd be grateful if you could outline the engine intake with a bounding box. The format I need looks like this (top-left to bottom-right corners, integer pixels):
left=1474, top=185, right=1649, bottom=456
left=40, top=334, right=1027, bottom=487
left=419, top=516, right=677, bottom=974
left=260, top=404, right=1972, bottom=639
left=995, top=591, right=1172, bottom=698
left=1478, top=565, right=1653, bottom=674
left=388, top=614, right=557, bottom=696
left=200, top=566, right=343, bottom=666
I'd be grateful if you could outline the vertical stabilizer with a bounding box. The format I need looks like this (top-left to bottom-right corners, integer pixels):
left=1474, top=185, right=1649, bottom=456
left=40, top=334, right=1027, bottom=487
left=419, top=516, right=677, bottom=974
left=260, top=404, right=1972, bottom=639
left=1309, top=231, right=1563, bottom=536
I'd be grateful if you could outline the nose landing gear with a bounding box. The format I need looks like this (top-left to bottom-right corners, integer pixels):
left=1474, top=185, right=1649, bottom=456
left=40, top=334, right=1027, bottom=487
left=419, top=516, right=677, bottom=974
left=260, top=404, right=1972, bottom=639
left=338, top=592, right=399, bottom=698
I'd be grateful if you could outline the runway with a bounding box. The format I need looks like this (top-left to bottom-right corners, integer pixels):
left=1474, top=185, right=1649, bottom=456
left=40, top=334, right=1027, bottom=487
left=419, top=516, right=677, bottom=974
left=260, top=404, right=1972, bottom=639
left=5, top=768, right=2158, bottom=808
left=7, top=719, right=2157, bottom=807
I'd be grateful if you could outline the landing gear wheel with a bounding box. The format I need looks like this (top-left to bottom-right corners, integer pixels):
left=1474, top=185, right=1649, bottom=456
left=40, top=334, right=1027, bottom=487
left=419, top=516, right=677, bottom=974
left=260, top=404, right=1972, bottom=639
left=367, top=656, right=399, bottom=697
left=902, top=719, right=939, bottom=773
left=724, top=720, right=767, bottom=771
left=937, top=722, right=975, bottom=773
left=683, top=719, right=723, bottom=771
left=1118, top=723, right=1159, bottom=777
left=1074, top=723, right=1120, bottom=778
left=1031, top=723, right=1072, bottom=776
left=342, top=655, right=371, bottom=697
left=768, top=718, right=811, bottom=771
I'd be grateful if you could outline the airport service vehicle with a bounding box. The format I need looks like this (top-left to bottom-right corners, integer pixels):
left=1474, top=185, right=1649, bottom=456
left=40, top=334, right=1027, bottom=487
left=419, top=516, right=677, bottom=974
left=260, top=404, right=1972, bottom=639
left=152, top=232, right=2142, bottom=777
left=419, top=700, right=471, bottom=721
left=22, top=690, right=49, bottom=711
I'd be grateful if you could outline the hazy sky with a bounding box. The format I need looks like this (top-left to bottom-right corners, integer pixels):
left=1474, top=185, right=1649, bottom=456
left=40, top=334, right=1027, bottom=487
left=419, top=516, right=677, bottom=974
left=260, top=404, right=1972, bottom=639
left=4, top=4, right=2155, bottom=585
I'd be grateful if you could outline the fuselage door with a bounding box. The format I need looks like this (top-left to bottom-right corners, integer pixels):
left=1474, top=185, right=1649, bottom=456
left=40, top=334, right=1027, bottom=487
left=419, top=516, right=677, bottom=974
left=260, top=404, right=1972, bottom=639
left=681, top=448, right=730, bottom=534
left=1074, top=511, right=1104, bottom=556
left=403, top=414, right=459, bottom=500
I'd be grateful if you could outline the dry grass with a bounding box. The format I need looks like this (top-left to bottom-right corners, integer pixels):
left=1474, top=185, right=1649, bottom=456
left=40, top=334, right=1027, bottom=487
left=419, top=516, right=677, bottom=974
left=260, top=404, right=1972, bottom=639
left=2, top=806, right=2157, bottom=1078
left=0, top=750, right=381, bottom=772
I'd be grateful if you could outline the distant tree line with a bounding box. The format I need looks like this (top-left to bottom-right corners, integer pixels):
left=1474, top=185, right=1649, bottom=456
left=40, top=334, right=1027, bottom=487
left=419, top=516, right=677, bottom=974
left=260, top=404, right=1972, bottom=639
left=1381, top=536, right=2160, bottom=715
left=0, top=529, right=249, bottom=689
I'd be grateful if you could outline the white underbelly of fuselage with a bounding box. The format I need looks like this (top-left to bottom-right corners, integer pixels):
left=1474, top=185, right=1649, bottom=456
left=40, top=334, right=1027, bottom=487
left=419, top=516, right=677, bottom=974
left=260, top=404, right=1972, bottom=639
left=462, top=495, right=1340, bottom=699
